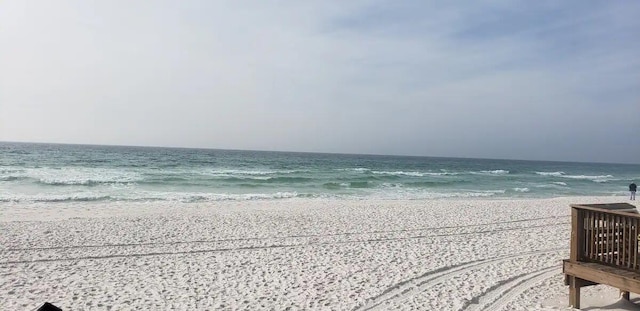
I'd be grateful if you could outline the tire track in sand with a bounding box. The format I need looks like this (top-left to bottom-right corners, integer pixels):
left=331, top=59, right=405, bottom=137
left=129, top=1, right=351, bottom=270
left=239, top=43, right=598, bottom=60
left=354, top=248, right=564, bottom=311
left=4, top=216, right=567, bottom=252
left=462, top=266, right=559, bottom=311
left=1, top=223, right=568, bottom=265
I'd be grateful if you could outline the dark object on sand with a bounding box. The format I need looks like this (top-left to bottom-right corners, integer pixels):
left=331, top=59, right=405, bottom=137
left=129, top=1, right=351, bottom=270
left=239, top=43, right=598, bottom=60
left=37, top=302, right=62, bottom=311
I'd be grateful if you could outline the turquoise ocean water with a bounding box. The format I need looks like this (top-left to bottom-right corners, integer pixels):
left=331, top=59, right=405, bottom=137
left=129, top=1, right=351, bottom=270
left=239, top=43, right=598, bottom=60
left=1, top=142, right=638, bottom=203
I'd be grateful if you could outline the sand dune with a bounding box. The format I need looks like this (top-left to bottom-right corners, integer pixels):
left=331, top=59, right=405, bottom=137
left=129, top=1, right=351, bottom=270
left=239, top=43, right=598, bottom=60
left=1, top=197, right=638, bottom=310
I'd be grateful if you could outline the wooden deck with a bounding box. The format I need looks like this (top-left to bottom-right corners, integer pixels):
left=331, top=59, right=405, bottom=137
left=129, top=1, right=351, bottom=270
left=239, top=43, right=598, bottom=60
left=563, top=203, right=640, bottom=308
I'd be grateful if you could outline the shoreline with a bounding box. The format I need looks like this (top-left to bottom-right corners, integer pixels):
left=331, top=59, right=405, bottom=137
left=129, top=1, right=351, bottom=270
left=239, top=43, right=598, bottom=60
left=0, top=195, right=632, bottom=222
left=1, top=196, right=638, bottom=310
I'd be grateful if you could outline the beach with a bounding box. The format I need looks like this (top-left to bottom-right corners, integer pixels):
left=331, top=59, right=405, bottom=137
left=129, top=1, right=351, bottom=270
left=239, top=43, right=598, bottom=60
left=2, top=196, right=639, bottom=310
left=2, top=0, right=638, bottom=308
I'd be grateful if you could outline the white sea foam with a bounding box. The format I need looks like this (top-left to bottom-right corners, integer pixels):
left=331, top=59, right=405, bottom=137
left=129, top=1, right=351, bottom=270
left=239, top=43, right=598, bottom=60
left=513, top=187, right=530, bottom=192
left=537, top=182, right=569, bottom=189
left=201, top=169, right=310, bottom=180
left=480, top=170, right=510, bottom=175
left=536, top=171, right=565, bottom=176
left=373, top=189, right=507, bottom=200
left=0, top=190, right=304, bottom=203
left=371, top=170, right=462, bottom=177
left=337, top=168, right=371, bottom=172
left=223, top=192, right=301, bottom=201
left=205, top=169, right=274, bottom=176
left=372, top=171, right=425, bottom=177
left=0, top=193, right=114, bottom=203
left=140, top=191, right=303, bottom=202
left=536, top=171, right=615, bottom=182
left=455, top=190, right=505, bottom=197
left=21, top=167, right=143, bottom=185
left=424, top=171, right=459, bottom=176
left=469, top=170, right=510, bottom=175
left=561, top=174, right=614, bottom=181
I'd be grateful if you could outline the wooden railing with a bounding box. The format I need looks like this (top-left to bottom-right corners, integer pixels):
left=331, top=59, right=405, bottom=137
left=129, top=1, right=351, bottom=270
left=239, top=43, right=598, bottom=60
left=571, top=204, right=640, bottom=271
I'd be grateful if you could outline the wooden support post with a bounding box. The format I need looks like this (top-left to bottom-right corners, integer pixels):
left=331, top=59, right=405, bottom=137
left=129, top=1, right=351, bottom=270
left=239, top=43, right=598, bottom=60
left=571, top=207, right=585, bottom=261
left=568, top=276, right=594, bottom=308
left=569, top=276, right=582, bottom=308
left=621, top=290, right=630, bottom=301
left=569, top=207, right=586, bottom=309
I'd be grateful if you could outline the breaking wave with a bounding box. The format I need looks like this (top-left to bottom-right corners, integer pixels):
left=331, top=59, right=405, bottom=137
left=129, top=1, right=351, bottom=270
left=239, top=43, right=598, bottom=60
left=0, top=192, right=306, bottom=203
left=536, top=171, right=565, bottom=176
left=477, top=170, right=510, bottom=175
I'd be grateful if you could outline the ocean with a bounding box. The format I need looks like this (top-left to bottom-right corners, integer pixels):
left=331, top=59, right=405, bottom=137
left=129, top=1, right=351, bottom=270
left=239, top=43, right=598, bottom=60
left=1, top=142, right=638, bottom=203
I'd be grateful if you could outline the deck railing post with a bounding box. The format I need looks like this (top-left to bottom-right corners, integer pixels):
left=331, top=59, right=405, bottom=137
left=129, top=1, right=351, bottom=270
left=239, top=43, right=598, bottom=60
left=569, top=206, right=586, bottom=308
left=571, top=206, right=585, bottom=261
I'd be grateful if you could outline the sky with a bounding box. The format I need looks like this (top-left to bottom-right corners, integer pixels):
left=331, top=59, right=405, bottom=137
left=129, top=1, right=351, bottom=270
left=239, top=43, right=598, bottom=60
left=1, top=1, right=639, bottom=164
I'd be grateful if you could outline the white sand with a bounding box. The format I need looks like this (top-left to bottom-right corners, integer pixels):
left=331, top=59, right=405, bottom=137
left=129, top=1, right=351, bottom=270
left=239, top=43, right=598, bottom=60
left=1, top=196, right=639, bottom=310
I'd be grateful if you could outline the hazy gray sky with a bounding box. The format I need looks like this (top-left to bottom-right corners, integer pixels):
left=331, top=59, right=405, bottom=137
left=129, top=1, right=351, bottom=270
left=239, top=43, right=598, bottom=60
left=1, top=1, right=639, bottom=163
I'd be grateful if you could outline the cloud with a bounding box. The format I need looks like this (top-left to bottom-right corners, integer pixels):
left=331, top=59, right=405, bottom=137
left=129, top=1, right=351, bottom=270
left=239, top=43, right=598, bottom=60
left=0, top=0, right=638, bottom=163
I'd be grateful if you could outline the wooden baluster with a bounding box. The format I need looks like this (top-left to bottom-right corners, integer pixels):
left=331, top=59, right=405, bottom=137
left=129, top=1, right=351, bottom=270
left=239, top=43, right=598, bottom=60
left=587, top=211, right=596, bottom=259
left=604, top=214, right=611, bottom=262
left=613, top=215, right=616, bottom=264
left=630, top=218, right=638, bottom=270
left=633, top=218, right=636, bottom=269
left=623, top=216, right=628, bottom=268
left=608, top=214, right=613, bottom=264
left=604, top=212, right=607, bottom=262
left=599, top=213, right=603, bottom=262
left=611, top=214, right=616, bottom=264
left=617, top=215, right=621, bottom=266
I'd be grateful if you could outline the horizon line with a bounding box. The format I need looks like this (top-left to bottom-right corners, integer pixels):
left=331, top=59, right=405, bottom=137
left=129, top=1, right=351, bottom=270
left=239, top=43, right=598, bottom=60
left=1, top=140, right=639, bottom=166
